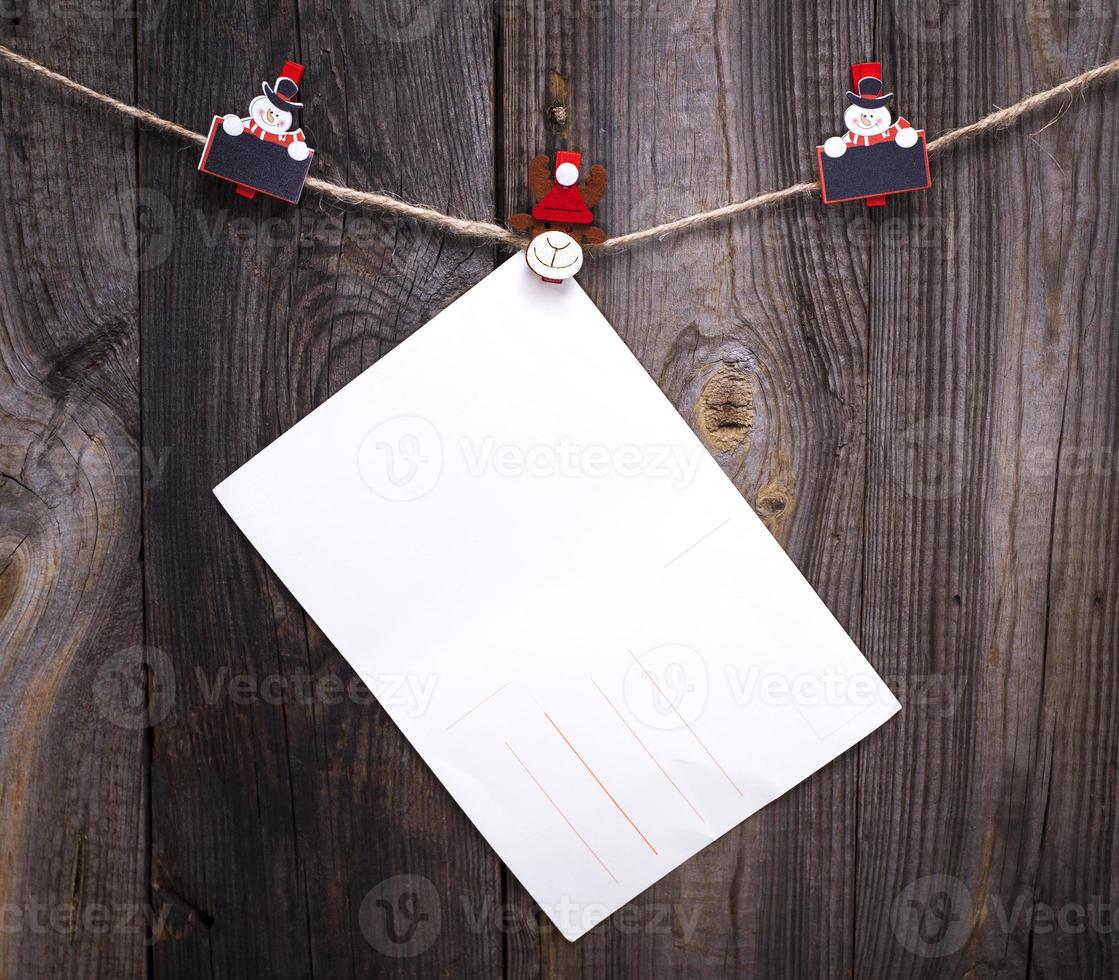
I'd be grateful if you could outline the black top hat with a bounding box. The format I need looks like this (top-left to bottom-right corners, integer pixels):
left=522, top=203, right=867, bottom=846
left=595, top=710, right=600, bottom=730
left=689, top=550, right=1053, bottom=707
left=263, top=76, right=302, bottom=111
left=846, top=76, right=893, bottom=109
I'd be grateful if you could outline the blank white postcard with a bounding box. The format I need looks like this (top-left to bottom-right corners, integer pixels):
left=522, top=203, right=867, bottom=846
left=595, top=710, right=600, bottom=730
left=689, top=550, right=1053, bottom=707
left=215, top=255, right=900, bottom=940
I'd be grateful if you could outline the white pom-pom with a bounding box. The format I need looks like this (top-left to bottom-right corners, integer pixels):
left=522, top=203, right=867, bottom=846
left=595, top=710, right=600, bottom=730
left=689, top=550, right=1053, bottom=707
left=823, top=136, right=847, bottom=159
left=554, top=161, right=579, bottom=186
left=287, top=141, right=310, bottom=161
left=222, top=114, right=245, bottom=136
left=895, top=127, right=918, bottom=148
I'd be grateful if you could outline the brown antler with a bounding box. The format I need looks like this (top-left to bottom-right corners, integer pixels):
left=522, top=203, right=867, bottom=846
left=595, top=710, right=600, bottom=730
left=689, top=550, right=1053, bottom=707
left=581, top=164, right=608, bottom=209
left=527, top=154, right=552, bottom=202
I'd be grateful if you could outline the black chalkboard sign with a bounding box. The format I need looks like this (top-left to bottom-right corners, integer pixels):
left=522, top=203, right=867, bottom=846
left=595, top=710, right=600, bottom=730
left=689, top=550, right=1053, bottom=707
left=199, top=118, right=314, bottom=204
left=817, top=135, right=931, bottom=204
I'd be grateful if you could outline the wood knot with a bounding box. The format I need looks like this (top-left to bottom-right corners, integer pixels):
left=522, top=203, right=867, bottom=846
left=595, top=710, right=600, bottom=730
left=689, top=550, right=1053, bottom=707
left=696, top=367, right=754, bottom=453
left=756, top=493, right=787, bottom=517
left=548, top=70, right=570, bottom=130
left=755, top=481, right=795, bottom=535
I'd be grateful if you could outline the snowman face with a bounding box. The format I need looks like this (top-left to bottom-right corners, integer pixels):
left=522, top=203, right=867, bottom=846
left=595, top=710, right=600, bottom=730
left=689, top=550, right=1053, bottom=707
left=844, top=103, right=892, bottom=136
left=249, top=95, right=293, bottom=135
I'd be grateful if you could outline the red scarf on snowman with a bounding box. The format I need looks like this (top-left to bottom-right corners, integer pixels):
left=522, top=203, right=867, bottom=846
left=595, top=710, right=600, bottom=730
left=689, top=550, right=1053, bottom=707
left=244, top=119, right=307, bottom=146
left=844, top=117, right=912, bottom=148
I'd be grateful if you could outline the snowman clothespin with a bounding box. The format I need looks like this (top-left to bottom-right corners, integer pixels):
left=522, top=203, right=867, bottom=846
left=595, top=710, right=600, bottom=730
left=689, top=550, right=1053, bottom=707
left=509, top=152, right=607, bottom=283
left=199, top=61, right=315, bottom=204
left=816, top=62, right=930, bottom=207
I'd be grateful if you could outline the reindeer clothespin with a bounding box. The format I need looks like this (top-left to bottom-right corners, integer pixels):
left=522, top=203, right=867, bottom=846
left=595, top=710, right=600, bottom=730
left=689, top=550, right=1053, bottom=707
left=816, top=62, right=930, bottom=207
left=510, top=151, right=607, bottom=283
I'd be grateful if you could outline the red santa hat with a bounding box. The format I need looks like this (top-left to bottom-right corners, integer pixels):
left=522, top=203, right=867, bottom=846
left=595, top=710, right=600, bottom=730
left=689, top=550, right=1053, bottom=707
left=532, top=151, right=594, bottom=224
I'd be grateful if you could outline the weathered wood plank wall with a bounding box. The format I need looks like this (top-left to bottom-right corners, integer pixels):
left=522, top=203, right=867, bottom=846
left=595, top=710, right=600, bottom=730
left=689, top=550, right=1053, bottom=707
left=0, top=0, right=1116, bottom=977
left=0, top=11, right=147, bottom=980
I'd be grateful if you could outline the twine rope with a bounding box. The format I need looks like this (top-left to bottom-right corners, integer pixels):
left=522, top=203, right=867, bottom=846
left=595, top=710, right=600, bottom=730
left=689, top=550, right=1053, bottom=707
left=2, top=42, right=1118, bottom=253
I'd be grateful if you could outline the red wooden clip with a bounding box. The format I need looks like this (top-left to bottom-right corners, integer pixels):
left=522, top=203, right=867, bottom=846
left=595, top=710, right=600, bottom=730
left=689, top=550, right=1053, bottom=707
left=509, top=152, right=608, bottom=283
left=198, top=60, right=315, bottom=205
left=816, top=61, right=931, bottom=207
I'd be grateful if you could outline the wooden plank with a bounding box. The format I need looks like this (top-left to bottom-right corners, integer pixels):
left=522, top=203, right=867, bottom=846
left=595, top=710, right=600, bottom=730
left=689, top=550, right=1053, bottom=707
left=856, top=5, right=1119, bottom=977
left=0, top=2, right=1115, bottom=976
left=501, top=2, right=880, bottom=973
left=1026, top=125, right=1119, bottom=975
left=137, top=1, right=503, bottom=975
left=0, top=18, right=147, bottom=980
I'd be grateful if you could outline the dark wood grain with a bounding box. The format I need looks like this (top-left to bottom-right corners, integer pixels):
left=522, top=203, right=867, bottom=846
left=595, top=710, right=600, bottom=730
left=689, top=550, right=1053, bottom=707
left=0, top=13, right=147, bottom=980
left=855, top=8, right=1119, bottom=979
left=845, top=9, right=1119, bottom=980
left=0, top=0, right=1116, bottom=977
left=137, top=1, right=501, bottom=977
